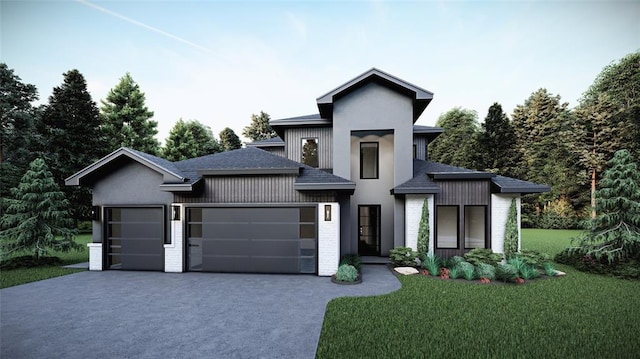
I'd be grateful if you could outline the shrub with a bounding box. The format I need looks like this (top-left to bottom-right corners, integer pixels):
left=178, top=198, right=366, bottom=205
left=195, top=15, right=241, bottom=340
left=389, top=247, right=418, bottom=267
left=422, top=254, right=440, bottom=277
left=520, top=265, right=540, bottom=280
left=417, top=197, right=430, bottom=259
left=457, top=261, right=475, bottom=281
left=447, top=256, right=466, bottom=268
left=340, top=254, right=362, bottom=272
left=475, top=263, right=496, bottom=280
left=449, top=266, right=461, bottom=279
left=538, top=198, right=579, bottom=229
left=464, top=248, right=503, bottom=266
left=507, top=256, right=527, bottom=276
left=495, top=263, right=518, bottom=282
left=335, top=264, right=359, bottom=282
left=518, top=249, right=551, bottom=268
left=543, top=262, right=556, bottom=277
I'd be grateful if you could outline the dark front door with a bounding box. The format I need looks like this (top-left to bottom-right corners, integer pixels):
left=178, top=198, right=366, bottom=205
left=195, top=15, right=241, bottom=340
left=358, top=205, right=381, bottom=256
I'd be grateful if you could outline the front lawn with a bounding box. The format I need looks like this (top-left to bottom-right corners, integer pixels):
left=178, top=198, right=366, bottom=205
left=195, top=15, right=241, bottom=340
left=316, top=229, right=640, bottom=358
left=0, top=234, right=91, bottom=289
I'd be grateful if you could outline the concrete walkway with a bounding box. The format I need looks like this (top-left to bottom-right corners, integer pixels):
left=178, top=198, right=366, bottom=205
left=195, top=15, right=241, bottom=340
left=1, top=265, right=400, bottom=359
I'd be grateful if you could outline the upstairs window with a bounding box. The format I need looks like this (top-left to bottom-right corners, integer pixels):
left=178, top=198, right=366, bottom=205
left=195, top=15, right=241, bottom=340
left=301, top=138, right=319, bottom=168
left=360, top=142, right=379, bottom=179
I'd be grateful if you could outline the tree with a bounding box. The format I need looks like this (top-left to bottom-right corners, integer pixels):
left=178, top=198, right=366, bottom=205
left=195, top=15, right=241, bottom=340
left=219, top=127, right=242, bottom=152
left=242, top=111, right=277, bottom=141
left=503, top=198, right=518, bottom=259
left=0, top=158, right=80, bottom=261
left=101, top=73, right=159, bottom=155
left=162, top=119, right=221, bottom=161
left=417, top=197, right=430, bottom=259
left=574, top=51, right=640, bottom=217
left=0, top=64, right=40, bottom=207
left=37, top=69, right=105, bottom=221
left=472, top=103, right=519, bottom=177
left=428, top=107, right=479, bottom=168
left=574, top=150, right=640, bottom=263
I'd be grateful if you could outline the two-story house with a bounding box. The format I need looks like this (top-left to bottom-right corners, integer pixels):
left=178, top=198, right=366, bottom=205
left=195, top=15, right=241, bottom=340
left=66, top=68, right=549, bottom=276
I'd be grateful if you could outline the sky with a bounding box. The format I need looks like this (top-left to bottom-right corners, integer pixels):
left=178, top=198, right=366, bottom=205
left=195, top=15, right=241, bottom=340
left=2, top=0, right=639, bottom=145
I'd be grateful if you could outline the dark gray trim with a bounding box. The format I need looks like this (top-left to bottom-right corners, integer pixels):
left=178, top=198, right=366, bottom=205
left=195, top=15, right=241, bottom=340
left=430, top=172, right=496, bottom=180
left=492, top=185, right=551, bottom=194
left=180, top=202, right=319, bottom=208
left=294, top=182, right=356, bottom=192
left=159, top=183, right=196, bottom=192
left=198, top=168, right=301, bottom=175
left=390, top=187, right=440, bottom=195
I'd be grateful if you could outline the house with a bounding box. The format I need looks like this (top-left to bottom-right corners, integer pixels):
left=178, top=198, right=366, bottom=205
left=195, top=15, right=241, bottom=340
left=66, top=68, right=549, bottom=276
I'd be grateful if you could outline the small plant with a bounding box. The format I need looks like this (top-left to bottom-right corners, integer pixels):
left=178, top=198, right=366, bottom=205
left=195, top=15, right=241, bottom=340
left=495, top=263, right=518, bottom=283
left=340, top=254, right=363, bottom=272
left=507, top=256, right=527, bottom=276
left=475, top=263, right=496, bottom=280
left=514, top=277, right=525, bottom=284
left=439, top=267, right=450, bottom=279
left=520, top=264, right=540, bottom=280
left=389, top=247, right=418, bottom=267
left=420, top=269, right=429, bottom=276
left=422, top=254, right=441, bottom=276
left=447, top=256, right=466, bottom=268
left=464, top=248, right=503, bottom=266
left=335, top=264, right=359, bottom=282
left=479, top=277, right=491, bottom=284
left=458, top=262, right=475, bottom=281
left=543, top=262, right=557, bottom=277
left=518, top=249, right=551, bottom=268
left=449, top=266, right=461, bottom=279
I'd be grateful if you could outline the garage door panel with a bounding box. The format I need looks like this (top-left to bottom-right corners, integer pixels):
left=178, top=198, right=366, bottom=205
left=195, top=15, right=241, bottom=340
left=121, top=223, right=163, bottom=238
left=203, top=223, right=300, bottom=240
left=202, top=239, right=300, bottom=257
left=120, top=253, right=164, bottom=271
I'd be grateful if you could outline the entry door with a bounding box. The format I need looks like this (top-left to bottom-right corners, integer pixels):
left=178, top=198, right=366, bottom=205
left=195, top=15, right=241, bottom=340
left=358, top=205, right=381, bottom=256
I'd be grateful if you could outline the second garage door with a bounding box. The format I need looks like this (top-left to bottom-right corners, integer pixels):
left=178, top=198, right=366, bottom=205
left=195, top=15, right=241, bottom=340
left=186, top=207, right=317, bottom=274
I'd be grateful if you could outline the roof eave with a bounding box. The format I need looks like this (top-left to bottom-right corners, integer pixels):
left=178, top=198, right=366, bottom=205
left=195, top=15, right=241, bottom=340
left=391, top=187, right=440, bottom=195
left=294, top=182, right=356, bottom=192
left=199, top=168, right=301, bottom=176
left=429, top=172, right=496, bottom=180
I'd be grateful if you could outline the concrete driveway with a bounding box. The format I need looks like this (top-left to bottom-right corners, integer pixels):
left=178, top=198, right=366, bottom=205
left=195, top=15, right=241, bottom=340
left=1, top=265, right=400, bottom=359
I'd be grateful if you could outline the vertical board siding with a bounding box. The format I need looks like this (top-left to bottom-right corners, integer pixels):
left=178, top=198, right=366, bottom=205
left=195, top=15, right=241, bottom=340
left=413, top=136, right=427, bottom=161
left=285, top=127, right=333, bottom=169
left=174, top=175, right=336, bottom=203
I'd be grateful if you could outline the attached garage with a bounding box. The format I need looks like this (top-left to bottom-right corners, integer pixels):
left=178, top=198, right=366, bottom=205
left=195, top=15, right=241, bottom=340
left=186, top=206, right=317, bottom=274
left=104, top=207, right=165, bottom=271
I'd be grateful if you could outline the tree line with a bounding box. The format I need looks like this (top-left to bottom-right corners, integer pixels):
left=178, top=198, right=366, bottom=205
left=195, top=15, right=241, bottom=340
left=428, top=51, right=639, bottom=228
left=1, top=66, right=278, bottom=223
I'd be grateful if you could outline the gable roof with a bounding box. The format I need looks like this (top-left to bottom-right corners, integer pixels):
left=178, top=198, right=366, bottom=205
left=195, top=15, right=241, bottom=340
left=316, top=68, right=434, bottom=121
left=392, top=160, right=551, bottom=194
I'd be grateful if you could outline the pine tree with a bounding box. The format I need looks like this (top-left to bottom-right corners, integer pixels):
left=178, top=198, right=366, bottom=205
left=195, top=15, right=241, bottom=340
left=417, top=197, right=430, bottom=259
left=219, top=127, right=242, bottom=151
left=428, top=107, right=479, bottom=168
left=504, top=198, right=519, bottom=259
left=37, top=69, right=105, bottom=221
left=101, top=73, right=159, bottom=155
left=242, top=111, right=276, bottom=141
left=162, top=119, right=220, bottom=161
left=575, top=150, right=640, bottom=262
left=0, top=158, right=80, bottom=261
left=473, top=103, right=519, bottom=177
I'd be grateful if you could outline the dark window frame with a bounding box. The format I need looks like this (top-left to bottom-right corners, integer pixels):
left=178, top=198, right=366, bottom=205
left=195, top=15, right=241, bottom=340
left=360, top=142, right=379, bottom=179
left=301, top=137, right=319, bottom=168
left=435, top=205, right=459, bottom=249
left=464, top=205, right=488, bottom=250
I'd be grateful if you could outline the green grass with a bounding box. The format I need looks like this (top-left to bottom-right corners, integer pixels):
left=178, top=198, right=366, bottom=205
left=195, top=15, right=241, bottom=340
left=0, top=234, right=91, bottom=289
left=316, top=229, right=640, bottom=358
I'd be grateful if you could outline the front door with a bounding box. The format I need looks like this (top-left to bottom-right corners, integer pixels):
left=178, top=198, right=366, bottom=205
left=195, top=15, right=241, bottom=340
left=358, top=205, right=381, bottom=256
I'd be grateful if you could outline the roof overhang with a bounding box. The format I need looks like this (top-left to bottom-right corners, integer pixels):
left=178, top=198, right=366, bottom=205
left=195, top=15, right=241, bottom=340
left=491, top=182, right=551, bottom=194
left=316, top=68, right=433, bottom=121
left=159, top=181, right=199, bottom=192
left=294, top=182, right=356, bottom=192
left=429, top=172, right=496, bottom=180
left=198, top=168, right=301, bottom=176
left=270, top=115, right=332, bottom=139
left=390, top=187, right=440, bottom=195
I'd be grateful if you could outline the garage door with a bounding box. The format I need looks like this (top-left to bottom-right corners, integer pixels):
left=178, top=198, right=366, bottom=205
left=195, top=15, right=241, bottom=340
left=186, top=207, right=316, bottom=274
left=104, top=207, right=165, bottom=271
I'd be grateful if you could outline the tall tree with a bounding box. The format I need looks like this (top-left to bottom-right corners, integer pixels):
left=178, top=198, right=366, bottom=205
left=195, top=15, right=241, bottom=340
left=0, top=63, right=40, bottom=205
left=0, top=158, right=79, bottom=261
left=162, top=119, right=221, bottom=161
left=242, top=111, right=276, bottom=141
left=574, top=51, right=640, bottom=217
left=428, top=107, right=479, bottom=168
left=101, top=73, right=159, bottom=155
left=574, top=150, right=640, bottom=263
left=219, top=127, right=242, bottom=151
left=37, top=69, right=105, bottom=221
left=472, top=103, right=519, bottom=177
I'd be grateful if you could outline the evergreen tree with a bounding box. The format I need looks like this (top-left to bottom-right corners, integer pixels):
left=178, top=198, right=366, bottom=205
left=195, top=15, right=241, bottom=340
left=472, top=103, right=519, bottom=177
left=574, top=150, right=640, bottom=262
left=428, top=107, right=479, bottom=168
left=219, top=127, right=242, bottom=151
left=101, top=73, right=159, bottom=155
left=37, top=69, right=105, bottom=221
left=504, top=198, right=519, bottom=259
left=0, top=64, right=40, bottom=206
left=0, top=158, right=79, bottom=261
left=162, top=119, right=220, bottom=161
left=417, top=197, right=430, bottom=259
left=242, top=111, right=276, bottom=141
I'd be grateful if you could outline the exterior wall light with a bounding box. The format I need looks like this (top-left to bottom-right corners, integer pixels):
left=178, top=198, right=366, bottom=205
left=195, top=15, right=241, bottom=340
left=324, top=204, right=332, bottom=221
left=92, top=206, right=100, bottom=221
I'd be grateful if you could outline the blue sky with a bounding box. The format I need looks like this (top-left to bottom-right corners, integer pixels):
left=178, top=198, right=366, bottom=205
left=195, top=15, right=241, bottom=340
left=2, top=0, right=638, bottom=144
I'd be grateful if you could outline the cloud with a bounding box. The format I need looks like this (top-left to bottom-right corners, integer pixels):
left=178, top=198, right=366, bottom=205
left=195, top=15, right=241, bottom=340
left=76, top=0, right=215, bottom=54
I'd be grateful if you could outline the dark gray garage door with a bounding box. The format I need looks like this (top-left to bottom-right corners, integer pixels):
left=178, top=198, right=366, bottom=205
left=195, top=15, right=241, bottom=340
left=104, top=207, right=165, bottom=271
left=187, top=207, right=316, bottom=274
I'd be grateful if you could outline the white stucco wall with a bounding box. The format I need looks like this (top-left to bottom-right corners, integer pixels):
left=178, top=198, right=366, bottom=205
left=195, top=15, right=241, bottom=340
left=164, top=204, right=184, bottom=272
left=491, top=194, right=521, bottom=255
left=404, top=194, right=434, bottom=254
left=317, top=202, right=340, bottom=276
left=87, top=243, right=102, bottom=271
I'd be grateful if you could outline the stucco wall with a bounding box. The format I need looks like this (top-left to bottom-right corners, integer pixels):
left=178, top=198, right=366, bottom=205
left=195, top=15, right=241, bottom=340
left=491, top=194, right=521, bottom=255
left=317, top=202, right=340, bottom=276
left=405, top=194, right=434, bottom=254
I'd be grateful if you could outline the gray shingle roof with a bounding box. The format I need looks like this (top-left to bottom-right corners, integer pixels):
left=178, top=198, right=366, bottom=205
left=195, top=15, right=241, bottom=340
left=492, top=175, right=551, bottom=193
left=245, top=137, right=285, bottom=147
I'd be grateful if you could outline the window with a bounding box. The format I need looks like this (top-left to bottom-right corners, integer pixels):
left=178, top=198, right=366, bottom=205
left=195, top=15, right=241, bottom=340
left=360, top=142, right=379, bottom=179
left=301, top=138, right=319, bottom=168
left=436, top=206, right=458, bottom=248
left=464, top=206, right=486, bottom=249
